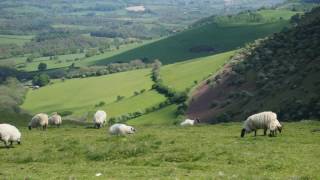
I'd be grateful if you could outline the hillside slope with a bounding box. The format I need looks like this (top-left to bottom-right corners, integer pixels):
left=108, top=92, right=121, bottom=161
left=187, top=7, right=320, bottom=123
left=94, top=9, right=297, bottom=65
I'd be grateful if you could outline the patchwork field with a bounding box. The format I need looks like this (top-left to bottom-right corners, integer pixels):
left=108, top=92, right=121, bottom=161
left=0, top=35, right=33, bottom=46
left=0, top=116, right=319, bottom=179
left=10, top=39, right=157, bottom=72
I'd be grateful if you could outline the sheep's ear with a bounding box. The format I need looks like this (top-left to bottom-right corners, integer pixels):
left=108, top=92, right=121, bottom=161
left=241, top=129, right=246, bottom=137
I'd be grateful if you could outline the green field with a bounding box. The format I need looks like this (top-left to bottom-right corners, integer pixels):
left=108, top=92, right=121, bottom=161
left=22, top=69, right=165, bottom=117
left=0, top=35, right=33, bottom=46
left=93, top=15, right=292, bottom=65
left=160, top=51, right=235, bottom=92
left=0, top=115, right=319, bottom=179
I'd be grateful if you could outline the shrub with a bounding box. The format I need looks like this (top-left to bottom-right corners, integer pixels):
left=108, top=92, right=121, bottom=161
left=32, top=73, right=50, bottom=87
left=95, top=101, right=106, bottom=107
left=38, top=62, right=47, bottom=71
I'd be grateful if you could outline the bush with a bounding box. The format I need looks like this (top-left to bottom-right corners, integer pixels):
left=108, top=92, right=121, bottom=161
left=38, top=62, right=47, bottom=71
left=32, top=73, right=50, bottom=87
left=58, top=111, right=73, bottom=117
left=95, top=101, right=106, bottom=107
left=210, top=100, right=220, bottom=108
left=116, top=95, right=125, bottom=101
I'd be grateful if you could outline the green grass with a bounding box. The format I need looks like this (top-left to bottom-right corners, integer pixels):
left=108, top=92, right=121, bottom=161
left=160, top=51, right=235, bottom=92
left=94, top=16, right=291, bottom=65
left=258, top=9, right=300, bottom=20
left=21, top=69, right=163, bottom=117
left=128, top=105, right=178, bottom=126
left=0, top=117, right=319, bottom=179
left=0, top=35, right=33, bottom=46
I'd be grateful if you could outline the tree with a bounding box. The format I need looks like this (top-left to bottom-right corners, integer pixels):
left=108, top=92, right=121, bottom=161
left=26, top=56, right=34, bottom=63
left=32, top=73, right=50, bottom=86
left=38, top=63, right=47, bottom=71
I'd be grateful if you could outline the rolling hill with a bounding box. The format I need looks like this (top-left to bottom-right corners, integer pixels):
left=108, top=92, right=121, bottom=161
left=21, top=50, right=236, bottom=121
left=93, top=9, right=298, bottom=65
left=187, top=7, right=320, bottom=123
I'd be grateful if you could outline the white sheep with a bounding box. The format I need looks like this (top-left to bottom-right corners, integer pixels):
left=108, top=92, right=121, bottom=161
left=49, top=112, right=62, bottom=128
left=0, top=124, right=21, bottom=148
left=29, top=113, right=49, bottom=130
left=109, top=124, right=136, bottom=136
left=241, top=111, right=282, bottom=137
left=93, top=110, right=107, bottom=128
left=180, top=118, right=200, bottom=126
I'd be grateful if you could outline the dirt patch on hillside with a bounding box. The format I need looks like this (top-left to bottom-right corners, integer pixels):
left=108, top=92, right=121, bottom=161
left=186, top=55, right=254, bottom=123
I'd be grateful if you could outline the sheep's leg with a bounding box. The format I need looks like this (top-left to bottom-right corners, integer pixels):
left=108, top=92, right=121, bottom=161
left=264, top=129, right=267, bottom=136
left=43, top=124, right=47, bottom=131
left=4, top=141, right=9, bottom=148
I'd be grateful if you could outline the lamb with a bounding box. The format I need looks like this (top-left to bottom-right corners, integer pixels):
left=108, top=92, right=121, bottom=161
left=93, top=110, right=107, bottom=128
left=109, top=124, right=136, bottom=136
left=0, top=124, right=21, bottom=148
left=240, top=111, right=282, bottom=137
left=29, top=113, right=49, bottom=130
left=180, top=118, right=200, bottom=126
left=49, top=112, right=62, bottom=128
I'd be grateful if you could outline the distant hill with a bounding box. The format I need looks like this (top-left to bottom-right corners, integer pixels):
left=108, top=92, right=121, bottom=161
left=95, top=9, right=298, bottom=65
left=187, top=7, right=320, bottom=123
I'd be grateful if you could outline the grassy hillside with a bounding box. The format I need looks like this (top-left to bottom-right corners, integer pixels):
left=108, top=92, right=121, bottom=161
left=188, top=7, right=320, bottom=122
left=160, top=51, right=234, bottom=92
left=0, top=119, right=319, bottom=179
left=93, top=9, right=297, bottom=65
left=21, top=50, right=235, bottom=119
left=21, top=69, right=166, bottom=118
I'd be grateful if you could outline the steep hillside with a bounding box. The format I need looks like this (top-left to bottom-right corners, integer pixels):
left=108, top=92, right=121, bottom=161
left=94, top=9, right=297, bottom=65
left=188, top=7, right=320, bottom=123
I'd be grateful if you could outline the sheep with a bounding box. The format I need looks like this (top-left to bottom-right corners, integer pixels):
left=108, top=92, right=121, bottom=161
left=180, top=118, right=200, bottom=126
left=0, top=124, right=21, bottom=148
left=49, top=112, right=62, bottom=128
left=240, top=111, right=282, bottom=137
left=29, top=113, right=49, bottom=130
left=109, top=124, right=136, bottom=136
left=93, top=110, right=107, bottom=128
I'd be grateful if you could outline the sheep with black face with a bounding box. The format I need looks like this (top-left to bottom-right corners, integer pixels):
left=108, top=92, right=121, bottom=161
left=241, top=111, right=282, bottom=137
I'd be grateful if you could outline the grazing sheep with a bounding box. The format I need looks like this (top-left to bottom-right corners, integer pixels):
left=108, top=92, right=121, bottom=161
left=180, top=118, right=200, bottom=126
left=49, top=112, right=62, bottom=128
left=241, top=111, right=282, bottom=137
left=93, top=110, right=107, bottom=128
left=109, top=124, right=136, bottom=136
left=0, top=124, right=21, bottom=148
left=29, top=113, right=48, bottom=130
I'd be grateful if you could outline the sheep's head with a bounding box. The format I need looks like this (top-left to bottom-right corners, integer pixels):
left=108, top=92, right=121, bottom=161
left=240, top=128, right=246, bottom=137
left=277, top=126, right=282, bottom=133
left=127, top=126, right=136, bottom=134
left=195, top=118, right=201, bottom=123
